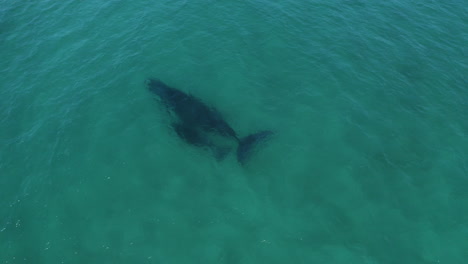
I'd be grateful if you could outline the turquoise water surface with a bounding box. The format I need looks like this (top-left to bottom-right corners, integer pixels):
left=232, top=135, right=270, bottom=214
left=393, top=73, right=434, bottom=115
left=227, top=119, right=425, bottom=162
left=1, top=1, right=467, bottom=263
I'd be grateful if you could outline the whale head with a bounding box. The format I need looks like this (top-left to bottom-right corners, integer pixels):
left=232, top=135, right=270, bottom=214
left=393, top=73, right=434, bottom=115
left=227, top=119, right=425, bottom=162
left=146, top=78, right=171, bottom=98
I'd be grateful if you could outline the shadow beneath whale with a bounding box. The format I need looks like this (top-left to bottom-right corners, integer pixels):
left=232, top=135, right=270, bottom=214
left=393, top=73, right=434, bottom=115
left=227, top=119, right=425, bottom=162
left=146, top=78, right=273, bottom=165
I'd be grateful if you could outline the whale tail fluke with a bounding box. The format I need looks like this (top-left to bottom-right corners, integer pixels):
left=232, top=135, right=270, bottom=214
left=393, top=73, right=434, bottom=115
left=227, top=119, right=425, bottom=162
left=237, top=130, right=274, bottom=165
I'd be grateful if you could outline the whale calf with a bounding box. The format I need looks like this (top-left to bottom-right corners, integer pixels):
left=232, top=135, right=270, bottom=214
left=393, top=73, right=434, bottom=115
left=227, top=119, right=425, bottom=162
left=146, top=78, right=272, bottom=164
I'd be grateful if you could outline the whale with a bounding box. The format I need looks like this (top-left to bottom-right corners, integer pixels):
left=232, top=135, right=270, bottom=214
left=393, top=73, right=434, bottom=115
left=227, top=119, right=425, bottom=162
left=146, top=78, right=272, bottom=164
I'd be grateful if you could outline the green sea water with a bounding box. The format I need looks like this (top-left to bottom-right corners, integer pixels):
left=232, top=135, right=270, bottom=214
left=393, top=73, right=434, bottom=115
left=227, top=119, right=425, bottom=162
left=1, top=0, right=467, bottom=263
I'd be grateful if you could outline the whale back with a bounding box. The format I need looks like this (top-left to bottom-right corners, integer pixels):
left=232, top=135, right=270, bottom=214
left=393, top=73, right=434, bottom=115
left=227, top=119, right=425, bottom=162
left=147, top=79, right=238, bottom=139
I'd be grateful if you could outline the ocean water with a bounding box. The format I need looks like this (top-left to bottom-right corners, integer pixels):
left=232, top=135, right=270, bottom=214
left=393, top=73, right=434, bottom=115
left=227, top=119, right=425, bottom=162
left=1, top=0, right=467, bottom=263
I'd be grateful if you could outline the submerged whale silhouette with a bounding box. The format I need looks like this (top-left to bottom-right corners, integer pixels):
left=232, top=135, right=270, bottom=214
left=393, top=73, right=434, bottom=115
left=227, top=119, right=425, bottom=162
left=146, top=79, right=272, bottom=164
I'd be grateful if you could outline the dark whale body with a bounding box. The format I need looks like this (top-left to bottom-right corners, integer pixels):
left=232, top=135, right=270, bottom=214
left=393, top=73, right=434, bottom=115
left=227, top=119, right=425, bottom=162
left=147, top=79, right=272, bottom=164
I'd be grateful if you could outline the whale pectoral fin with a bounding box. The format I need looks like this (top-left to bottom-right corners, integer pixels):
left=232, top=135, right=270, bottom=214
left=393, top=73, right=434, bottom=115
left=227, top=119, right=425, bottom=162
left=237, top=130, right=274, bottom=165
left=212, top=146, right=231, bottom=161
left=172, top=122, right=207, bottom=147
left=172, top=122, right=195, bottom=143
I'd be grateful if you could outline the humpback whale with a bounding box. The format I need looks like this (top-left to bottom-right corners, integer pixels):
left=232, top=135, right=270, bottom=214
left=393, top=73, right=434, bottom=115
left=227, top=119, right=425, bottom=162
left=146, top=79, right=272, bottom=164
